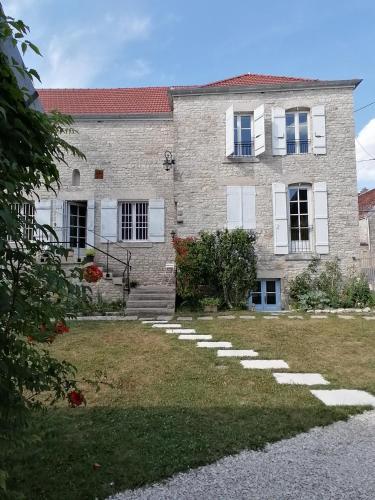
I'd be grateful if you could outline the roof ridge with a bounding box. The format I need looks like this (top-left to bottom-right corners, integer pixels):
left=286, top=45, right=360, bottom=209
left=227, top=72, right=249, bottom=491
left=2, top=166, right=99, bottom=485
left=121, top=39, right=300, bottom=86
left=201, top=72, right=317, bottom=88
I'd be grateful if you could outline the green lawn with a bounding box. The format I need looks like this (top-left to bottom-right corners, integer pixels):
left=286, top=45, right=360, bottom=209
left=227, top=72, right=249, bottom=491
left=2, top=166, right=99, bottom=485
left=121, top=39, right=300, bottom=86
left=5, top=315, right=375, bottom=499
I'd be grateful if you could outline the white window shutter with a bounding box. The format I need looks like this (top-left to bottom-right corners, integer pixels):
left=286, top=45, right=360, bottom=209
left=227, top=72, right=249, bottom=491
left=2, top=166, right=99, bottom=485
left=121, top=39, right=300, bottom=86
left=242, top=186, right=256, bottom=230
left=313, top=182, right=329, bottom=254
left=53, top=199, right=65, bottom=243
left=225, top=105, right=234, bottom=157
left=272, top=107, right=286, bottom=155
left=35, top=199, right=52, bottom=241
left=272, top=183, right=288, bottom=254
left=254, top=105, right=265, bottom=156
left=226, top=186, right=242, bottom=229
left=100, top=199, right=117, bottom=242
left=312, top=105, right=326, bottom=155
left=149, top=199, right=165, bottom=242
left=86, top=200, right=95, bottom=247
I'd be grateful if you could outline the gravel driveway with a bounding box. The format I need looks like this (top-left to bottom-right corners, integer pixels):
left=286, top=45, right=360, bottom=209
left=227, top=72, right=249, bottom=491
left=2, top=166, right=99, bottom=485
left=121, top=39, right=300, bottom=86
left=108, top=410, right=375, bottom=500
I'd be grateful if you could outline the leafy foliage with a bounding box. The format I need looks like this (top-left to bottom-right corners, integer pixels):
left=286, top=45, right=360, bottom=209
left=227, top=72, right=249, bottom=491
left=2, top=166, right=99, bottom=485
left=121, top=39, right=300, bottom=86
left=0, top=12, right=89, bottom=495
left=174, top=229, right=257, bottom=309
left=288, top=258, right=374, bottom=310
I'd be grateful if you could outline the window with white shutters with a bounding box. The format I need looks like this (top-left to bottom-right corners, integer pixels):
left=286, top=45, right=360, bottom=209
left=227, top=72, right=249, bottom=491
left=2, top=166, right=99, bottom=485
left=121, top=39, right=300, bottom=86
left=119, top=202, right=149, bottom=241
left=288, top=186, right=313, bottom=253
left=8, top=202, right=35, bottom=241
left=286, top=110, right=310, bottom=154
left=234, top=114, right=253, bottom=156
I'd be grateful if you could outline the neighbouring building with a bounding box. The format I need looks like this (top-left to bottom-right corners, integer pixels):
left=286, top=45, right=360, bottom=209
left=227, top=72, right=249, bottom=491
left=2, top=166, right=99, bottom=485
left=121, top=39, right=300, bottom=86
left=31, top=72, right=361, bottom=312
left=358, top=188, right=375, bottom=255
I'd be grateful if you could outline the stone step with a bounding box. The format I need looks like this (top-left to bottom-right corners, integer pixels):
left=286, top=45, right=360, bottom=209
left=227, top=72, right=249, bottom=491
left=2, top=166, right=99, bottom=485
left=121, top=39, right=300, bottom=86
left=134, top=286, right=175, bottom=294
left=129, top=293, right=175, bottom=301
left=126, top=300, right=173, bottom=309
left=125, top=307, right=175, bottom=316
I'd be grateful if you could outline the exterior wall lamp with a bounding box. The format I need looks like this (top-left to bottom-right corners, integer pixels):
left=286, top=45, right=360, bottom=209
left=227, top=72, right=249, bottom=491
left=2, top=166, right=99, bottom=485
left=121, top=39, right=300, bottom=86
left=163, top=150, right=175, bottom=171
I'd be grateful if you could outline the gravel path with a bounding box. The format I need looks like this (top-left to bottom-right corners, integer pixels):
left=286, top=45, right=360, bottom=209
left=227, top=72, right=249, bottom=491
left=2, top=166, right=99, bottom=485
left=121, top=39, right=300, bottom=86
left=108, top=410, right=375, bottom=500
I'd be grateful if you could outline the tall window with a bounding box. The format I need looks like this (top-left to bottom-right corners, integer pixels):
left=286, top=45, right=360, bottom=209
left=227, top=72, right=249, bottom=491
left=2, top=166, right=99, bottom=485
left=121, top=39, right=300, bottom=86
left=288, top=186, right=311, bottom=253
left=286, top=111, right=309, bottom=154
left=120, top=202, right=148, bottom=241
left=8, top=203, right=35, bottom=241
left=234, top=114, right=253, bottom=156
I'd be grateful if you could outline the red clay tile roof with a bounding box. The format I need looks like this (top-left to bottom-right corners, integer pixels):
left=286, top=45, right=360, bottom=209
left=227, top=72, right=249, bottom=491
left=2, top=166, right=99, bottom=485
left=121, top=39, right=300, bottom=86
left=37, top=73, right=317, bottom=115
left=202, top=72, right=316, bottom=88
left=358, top=188, right=375, bottom=219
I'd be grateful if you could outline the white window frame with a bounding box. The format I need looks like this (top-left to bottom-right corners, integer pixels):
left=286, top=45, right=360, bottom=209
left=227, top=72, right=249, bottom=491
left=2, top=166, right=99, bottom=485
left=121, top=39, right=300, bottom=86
left=233, top=113, right=254, bottom=157
left=287, top=184, right=314, bottom=253
left=118, top=201, right=149, bottom=242
left=285, top=110, right=311, bottom=155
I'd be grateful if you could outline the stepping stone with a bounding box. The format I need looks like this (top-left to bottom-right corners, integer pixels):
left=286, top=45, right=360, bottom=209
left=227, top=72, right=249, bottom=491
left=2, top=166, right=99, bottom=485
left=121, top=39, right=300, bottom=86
left=197, top=341, right=232, bottom=348
left=241, top=360, right=289, bottom=369
left=178, top=334, right=212, bottom=340
left=217, top=349, right=258, bottom=357
left=197, top=316, right=213, bottom=320
left=273, top=373, right=330, bottom=386
left=239, top=315, right=255, bottom=319
left=177, top=316, right=193, bottom=321
left=288, top=315, right=303, bottom=319
left=157, top=315, right=174, bottom=321
left=217, top=315, right=236, bottom=319
left=338, top=315, right=354, bottom=319
left=364, top=317, right=375, bottom=320
left=311, top=389, right=375, bottom=407
left=142, top=320, right=168, bottom=324
left=310, top=315, right=328, bottom=319
left=152, top=324, right=182, bottom=329
left=166, top=329, right=196, bottom=334
left=263, top=316, right=278, bottom=320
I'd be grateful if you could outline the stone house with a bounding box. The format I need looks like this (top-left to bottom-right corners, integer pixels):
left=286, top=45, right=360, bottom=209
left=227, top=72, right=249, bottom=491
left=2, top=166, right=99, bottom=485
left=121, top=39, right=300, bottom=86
left=32, top=73, right=361, bottom=312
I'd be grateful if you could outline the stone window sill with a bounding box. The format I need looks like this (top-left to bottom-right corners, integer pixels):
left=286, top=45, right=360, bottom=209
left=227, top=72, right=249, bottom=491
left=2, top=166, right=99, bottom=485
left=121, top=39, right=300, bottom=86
left=222, top=156, right=260, bottom=164
left=286, top=253, right=319, bottom=261
left=115, top=242, right=154, bottom=248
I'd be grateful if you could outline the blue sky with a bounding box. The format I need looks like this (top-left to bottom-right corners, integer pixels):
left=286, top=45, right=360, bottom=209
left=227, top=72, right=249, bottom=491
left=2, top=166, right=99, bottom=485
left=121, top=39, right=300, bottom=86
left=4, top=0, right=375, bottom=188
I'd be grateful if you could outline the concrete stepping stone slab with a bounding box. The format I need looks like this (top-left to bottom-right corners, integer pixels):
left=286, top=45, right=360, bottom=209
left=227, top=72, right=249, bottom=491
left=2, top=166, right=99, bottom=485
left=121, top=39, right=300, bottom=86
left=197, top=316, right=213, bottom=320
left=217, top=315, right=236, bottom=319
left=177, top=317, right=193, bottom=321
left=239, top=315, right=255, bottom=319
left=152, top=324, right=182, bottom=329
left=263, top=316, right=279, bottom=320
left=288, top=315, right=304, bottom=319
left=273, top=373, right=330, bottom=386
left=338, top=315, right=354, bottom=319
left=166, top=329, right=196, bottom=334
left=197, top=341, right=232, bottom=348
left=178, top=334, right=212, bottom=340
left=142, top=320, right=168, bottom=324
left=217, top=349, right=258, bottom=357
left=241, top=360, right=289, bottom=369
left=311, top=389, right=375, bottom=407
left=310, top=315, right=328, bottom=319
left=364, top=317, right=375, bottom=320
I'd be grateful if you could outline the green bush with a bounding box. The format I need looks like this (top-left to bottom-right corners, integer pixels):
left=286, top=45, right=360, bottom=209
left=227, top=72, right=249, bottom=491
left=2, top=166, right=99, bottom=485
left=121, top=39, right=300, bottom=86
left=174, top=229, right=257, bottom=309
left=288, top=258, right=373, bottom=310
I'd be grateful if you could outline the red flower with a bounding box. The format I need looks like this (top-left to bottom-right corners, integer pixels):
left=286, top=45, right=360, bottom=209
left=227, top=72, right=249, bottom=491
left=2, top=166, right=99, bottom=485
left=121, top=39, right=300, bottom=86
left=68, top=390, right=85, bottom=407
left=54, top=321, right=70, bottom=334
left=83, top=264, right=103, bottom=283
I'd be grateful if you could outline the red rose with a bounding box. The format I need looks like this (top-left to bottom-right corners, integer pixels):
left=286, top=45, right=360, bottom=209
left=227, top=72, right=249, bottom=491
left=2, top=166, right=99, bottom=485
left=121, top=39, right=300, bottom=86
left=54, top=321, right=70, bottom=334
left=68, top=390, right=85, bottom=407
left=83, top=264, right=103, bottom=283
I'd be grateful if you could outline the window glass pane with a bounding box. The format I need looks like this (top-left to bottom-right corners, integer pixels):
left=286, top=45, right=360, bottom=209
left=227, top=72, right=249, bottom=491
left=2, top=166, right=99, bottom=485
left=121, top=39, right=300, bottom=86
left=290, top=216, right=299, bottom=228
left=241, top=115, right=251, bottom=128
left=234, top=128, right=238, bottom=143
left=251, top=293, right=262, bottom=305
left=299, top=112, right=308, bottom=124
left=301, top=228, right=309, bottom=241
left=299, top=202, right=308, bottom=214
left=290, top=202, right=298, bottom=214
left=286, top=128, right=295, bottom=141
left=300, top=214, right=309, bottom=227
left=241, top=129, right=251, bottom=144
left=266, top=293, right=276, bottom=305
left=286, top=113, right=295, bottom=126
left=266, top=280, right=276, bottom=293
left=256, top=280, right=261, bottom=293
left=291, top=228, right=299, bottom=241
left=299, top=189, right=308, bottom=201
left=289, top=189, right=298, bottom=201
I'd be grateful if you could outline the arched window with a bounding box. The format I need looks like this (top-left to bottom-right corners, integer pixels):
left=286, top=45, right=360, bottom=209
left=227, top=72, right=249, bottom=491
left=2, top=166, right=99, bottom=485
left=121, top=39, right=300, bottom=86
left=72, top=169, right=80, bottom=186
left=285, top=108, right=310, bottom=154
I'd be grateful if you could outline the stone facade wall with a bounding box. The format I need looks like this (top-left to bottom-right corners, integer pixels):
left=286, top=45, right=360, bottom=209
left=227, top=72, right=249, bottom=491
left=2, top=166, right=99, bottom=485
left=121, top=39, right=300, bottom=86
left=172, top=87, right=359, bottom=306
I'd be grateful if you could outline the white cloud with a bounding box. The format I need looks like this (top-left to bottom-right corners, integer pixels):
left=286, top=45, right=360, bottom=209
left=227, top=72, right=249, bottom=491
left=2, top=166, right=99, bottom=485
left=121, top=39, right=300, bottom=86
left=356, top=118, right=375, bottom=186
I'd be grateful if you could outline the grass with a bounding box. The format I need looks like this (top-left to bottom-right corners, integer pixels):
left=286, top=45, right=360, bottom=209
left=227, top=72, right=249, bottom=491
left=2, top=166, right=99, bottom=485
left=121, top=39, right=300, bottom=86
left=4, top=315, right=375, bottom=499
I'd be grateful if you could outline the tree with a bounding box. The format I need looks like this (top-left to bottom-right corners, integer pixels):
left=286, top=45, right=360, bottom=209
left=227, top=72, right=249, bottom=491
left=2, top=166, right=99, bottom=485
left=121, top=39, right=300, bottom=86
left=0, top=13, right=88, bottom=494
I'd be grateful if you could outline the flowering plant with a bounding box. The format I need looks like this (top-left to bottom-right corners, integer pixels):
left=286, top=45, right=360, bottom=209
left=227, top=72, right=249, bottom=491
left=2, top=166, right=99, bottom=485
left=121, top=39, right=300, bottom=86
left=83, top=264, right=103, bottom=283
left=67, top=390, right=86, bottom=407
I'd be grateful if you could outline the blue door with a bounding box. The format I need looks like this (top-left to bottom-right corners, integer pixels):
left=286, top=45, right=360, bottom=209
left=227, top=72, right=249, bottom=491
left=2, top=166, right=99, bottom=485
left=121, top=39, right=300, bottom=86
left=248, top=279, right=281, bottom=311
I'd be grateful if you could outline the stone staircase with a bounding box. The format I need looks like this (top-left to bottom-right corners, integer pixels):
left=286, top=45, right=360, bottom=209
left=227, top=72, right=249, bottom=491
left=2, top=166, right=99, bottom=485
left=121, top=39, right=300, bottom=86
left=125, top=285, right=176, bottom=317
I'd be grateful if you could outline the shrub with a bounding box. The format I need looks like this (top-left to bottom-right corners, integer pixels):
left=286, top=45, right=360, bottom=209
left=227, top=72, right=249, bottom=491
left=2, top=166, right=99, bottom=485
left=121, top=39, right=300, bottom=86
left=288, top=258, right=373, bottom=310
left=174, top=229, right=256, bottom=309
